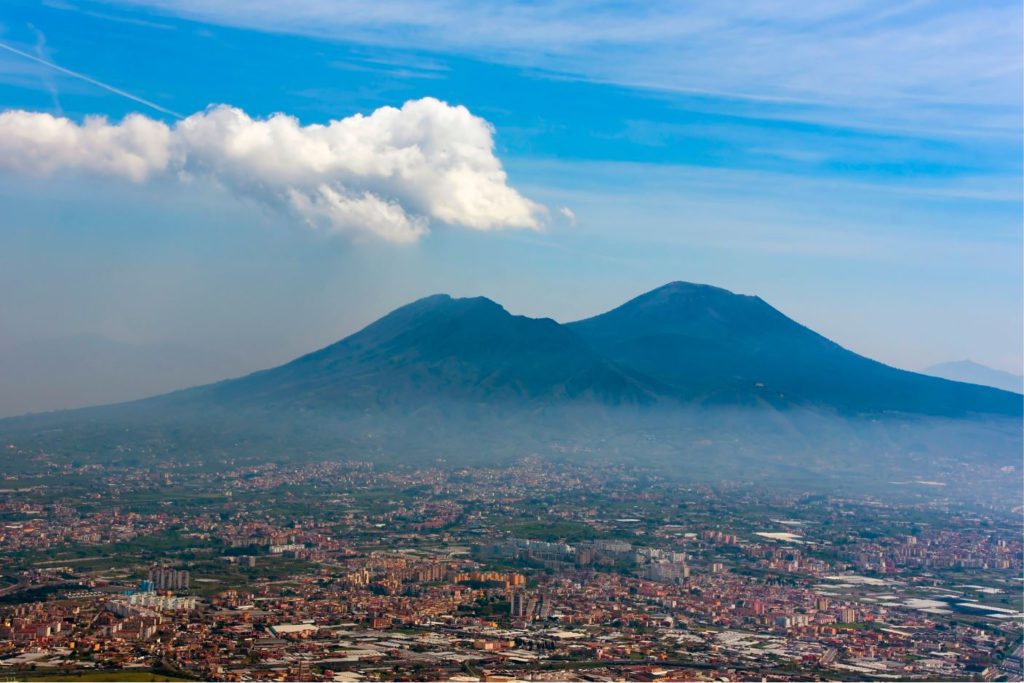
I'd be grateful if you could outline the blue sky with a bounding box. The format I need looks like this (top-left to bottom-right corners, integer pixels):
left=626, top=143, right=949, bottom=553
left=0, top=0, right=1021, bottom=399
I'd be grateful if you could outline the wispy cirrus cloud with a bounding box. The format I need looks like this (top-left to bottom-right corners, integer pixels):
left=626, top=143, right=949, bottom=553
left=100, top=0, right=1022, bottom=135
left=0, top=98, right=545, bottom=243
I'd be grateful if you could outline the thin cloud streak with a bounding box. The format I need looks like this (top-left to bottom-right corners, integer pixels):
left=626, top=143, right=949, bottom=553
left=104, top=0, right=1022, bottom=135
left=0, top=40, right=183, bottom=118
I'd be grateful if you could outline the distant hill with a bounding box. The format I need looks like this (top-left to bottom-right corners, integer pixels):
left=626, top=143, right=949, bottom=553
left=922, top=360, right=1023, bottom=395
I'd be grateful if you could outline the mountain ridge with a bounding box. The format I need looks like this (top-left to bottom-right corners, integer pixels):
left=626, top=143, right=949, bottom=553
left=1, top=281, right=1019, bottom=500
left=566, top=282, right=1020, bottom=416
left=181, top=292, right=663, bottom=409
left=923, top=360, right=1023, bottom=395
left=2, top=281, right=1020, bottom=419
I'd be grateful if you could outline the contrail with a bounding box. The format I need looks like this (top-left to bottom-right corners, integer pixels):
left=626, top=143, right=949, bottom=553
left=0, top=40, right=183, bottom=119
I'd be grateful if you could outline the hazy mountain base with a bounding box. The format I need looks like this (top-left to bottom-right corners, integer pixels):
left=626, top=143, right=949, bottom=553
left=2, top=285, right=1020, bottom=509
left=2, top=401, right=1019, bottom=507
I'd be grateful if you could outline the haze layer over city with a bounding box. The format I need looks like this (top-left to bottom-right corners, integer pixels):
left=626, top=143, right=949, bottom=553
left=0, top=1, right=1021, bottom=682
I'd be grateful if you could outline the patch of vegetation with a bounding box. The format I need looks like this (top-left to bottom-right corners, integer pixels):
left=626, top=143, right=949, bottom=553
left=503, top=520, right=601, bottom=542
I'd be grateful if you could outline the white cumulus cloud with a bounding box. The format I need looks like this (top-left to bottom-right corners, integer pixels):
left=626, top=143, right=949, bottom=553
left=287, top=186, right=428, bottom=244
left=0, top=98, right=544, bottom=243
left=0, top=110, right=172, bottom=181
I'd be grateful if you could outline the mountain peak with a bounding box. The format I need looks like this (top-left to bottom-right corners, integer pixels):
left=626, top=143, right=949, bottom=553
left=201, top=288, right=656, bottom=407
left=361, top=293, right=511, bottom=338
left=653, top=280, right=737, bottom=294
left=635, top=281, right=750, bottom=303
left=571, top=280, right=792, bottom=344
left=398, top=292, right=503, bottom=313
left=568, top=283, right=1020, bottom=415
left=630, top=280, right=768, bottom=309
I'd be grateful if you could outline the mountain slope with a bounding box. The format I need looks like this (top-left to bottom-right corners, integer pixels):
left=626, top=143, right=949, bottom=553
left=567, top=282, right=1021, bottom=417
left=185, top=294, right=660, bottom=409
left=7, top=284, right=1020, bottom=419
left=923, top=360, right=1023, bottom=395
left=1, top=282, right=1019, bottom=501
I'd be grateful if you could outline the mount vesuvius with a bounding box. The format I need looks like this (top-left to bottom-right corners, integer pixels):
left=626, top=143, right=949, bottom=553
left=1, top=282, right=1019, bottom=498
